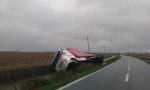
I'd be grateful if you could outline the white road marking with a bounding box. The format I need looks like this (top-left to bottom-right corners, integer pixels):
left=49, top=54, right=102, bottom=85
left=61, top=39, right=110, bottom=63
left=129, top=60, right=131, bottom=67
left=125, top=59, right=130, bottom=82
left=128, top=60, right=131, bottom=71
left=104, top=55, right=116, bottom=61
left=125, top=73, right=129, bottom=82
left=57, top=60, right=120, bottom=90
left=128, top=67, right=130, bottom=71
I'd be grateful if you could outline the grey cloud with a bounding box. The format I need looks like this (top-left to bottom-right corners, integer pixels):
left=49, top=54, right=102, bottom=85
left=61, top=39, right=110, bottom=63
left=0, top=0, right=150, bottom=52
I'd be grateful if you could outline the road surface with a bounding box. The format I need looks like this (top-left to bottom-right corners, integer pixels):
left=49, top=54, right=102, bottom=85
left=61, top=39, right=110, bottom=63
left=59, top=56, right=150, bottom=90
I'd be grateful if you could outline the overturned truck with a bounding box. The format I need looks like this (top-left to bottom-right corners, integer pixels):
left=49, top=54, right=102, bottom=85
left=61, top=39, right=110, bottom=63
left=51, top=48, right=103, bottom=71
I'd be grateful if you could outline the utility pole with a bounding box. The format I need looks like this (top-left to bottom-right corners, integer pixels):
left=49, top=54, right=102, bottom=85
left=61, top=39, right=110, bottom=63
left=109, top=47, right=112, bottom=53
left=87, top=36, right=90, bottom=53
left=109, top=47, right=112, bottom=56
left=104, top=45, right=106, bottom=54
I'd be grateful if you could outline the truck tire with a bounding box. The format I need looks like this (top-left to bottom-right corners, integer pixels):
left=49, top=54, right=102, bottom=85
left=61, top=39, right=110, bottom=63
left=66, top=58, right=78, bottom=70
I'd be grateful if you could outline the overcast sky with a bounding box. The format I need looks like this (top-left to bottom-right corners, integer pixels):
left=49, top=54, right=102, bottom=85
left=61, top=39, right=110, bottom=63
left=0, top=0, right=150, bottom=52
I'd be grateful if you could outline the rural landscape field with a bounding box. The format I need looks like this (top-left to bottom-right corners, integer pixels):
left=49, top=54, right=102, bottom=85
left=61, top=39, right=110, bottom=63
left=0, top=52, right=111, bottom=71
left=0, top=52, right=54, bottom=87
left=129, top=53, right=150, bottom=64
left=0, top=52, right=54, bottom=70
left=0, top=51, right=117, bottom=90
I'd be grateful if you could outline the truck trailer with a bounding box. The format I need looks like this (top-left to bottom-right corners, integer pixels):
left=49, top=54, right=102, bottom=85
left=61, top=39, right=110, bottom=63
left=51, top=48, right=103, bottom=71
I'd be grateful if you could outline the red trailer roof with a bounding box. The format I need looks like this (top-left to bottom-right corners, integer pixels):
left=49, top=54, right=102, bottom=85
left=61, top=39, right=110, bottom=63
left=67, top=48, right=93, bottom=58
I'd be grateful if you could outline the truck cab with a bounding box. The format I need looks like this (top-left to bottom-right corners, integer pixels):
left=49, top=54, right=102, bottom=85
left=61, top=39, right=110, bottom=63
left=51, top=48, right=78, bottom=71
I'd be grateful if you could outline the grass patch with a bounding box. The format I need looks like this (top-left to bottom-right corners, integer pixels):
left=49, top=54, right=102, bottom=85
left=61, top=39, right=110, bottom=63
left=128, top=53, right=150, bottom=64
left=20, top=55, right=121, bottom=90
left=0, top=65, right=54, bottom=84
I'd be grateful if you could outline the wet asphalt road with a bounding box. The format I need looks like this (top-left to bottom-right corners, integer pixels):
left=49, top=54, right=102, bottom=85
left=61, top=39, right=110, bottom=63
left=60, top=56, right=150, bottom=90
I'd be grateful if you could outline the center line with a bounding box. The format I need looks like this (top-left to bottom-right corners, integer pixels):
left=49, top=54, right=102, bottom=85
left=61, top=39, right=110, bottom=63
left=128, top=67, right=130, bottom=71
left=125, top=73, right=129, bottom=82
left=129, top=62, right=131, bottom=67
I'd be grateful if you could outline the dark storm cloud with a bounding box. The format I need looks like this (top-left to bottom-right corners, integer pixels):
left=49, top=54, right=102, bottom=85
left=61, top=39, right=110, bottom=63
left=0, top=0, right=150, bottom=52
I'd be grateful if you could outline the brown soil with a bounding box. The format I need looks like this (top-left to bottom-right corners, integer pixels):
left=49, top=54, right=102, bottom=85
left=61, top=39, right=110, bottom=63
left=0, top=52, right=54, bottom=67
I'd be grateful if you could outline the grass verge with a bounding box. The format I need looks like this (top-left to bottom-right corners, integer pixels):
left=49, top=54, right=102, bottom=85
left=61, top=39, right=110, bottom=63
left=20, top=55, right=121, bottom=90
left=128, top=54, right=150, bottom=65
left=0, top=65, right=54, bottom=84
